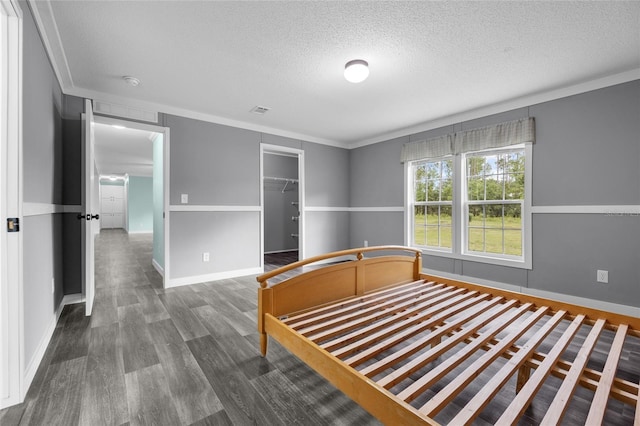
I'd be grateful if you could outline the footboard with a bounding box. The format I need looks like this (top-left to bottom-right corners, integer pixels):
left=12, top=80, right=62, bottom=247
left=256, top=246, right=422, bottom=356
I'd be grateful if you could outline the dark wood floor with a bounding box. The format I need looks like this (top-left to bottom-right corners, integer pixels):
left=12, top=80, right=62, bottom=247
left=0, top=231, right=376, bottom=426
left=1, top=231, right=638, bottom=425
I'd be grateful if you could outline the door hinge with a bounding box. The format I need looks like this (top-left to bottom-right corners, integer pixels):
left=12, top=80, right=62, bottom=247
left=7, top=218, right=19, bottom=232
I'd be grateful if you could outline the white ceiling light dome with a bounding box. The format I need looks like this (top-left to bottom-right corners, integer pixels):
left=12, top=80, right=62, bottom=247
left=344, top=59, right=369, bottom=83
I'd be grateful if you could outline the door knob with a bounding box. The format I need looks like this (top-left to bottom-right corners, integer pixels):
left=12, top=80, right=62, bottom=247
left=77, top=214, right=86, bottom=220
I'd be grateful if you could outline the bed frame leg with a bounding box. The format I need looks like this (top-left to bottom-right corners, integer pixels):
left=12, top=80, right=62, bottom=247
left=260, top=333, right=268, bottom=357
left=516, top=365, right=531, bottom=393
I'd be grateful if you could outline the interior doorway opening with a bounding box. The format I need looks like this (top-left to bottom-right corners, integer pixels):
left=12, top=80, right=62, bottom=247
left=261, top=144, right=304, bottom=271
left=88, top=114, right=169, bottom=294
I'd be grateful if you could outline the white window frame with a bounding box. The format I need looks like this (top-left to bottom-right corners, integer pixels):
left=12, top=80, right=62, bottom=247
left=406, top=143, right=532, bottom=269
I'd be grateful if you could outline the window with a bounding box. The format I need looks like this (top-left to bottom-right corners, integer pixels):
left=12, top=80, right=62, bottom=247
left=465, top=148, right=524, bottom=258
left=411, top=158, right=453, bottom=250
left=404, top=118, right=534, bottom=268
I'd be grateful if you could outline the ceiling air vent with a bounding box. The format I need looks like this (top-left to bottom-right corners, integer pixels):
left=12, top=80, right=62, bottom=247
left=250, top=105, right=270, bottom=115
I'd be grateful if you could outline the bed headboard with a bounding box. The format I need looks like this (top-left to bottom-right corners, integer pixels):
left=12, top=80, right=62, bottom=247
left=257, top=246, right=422, bottom=355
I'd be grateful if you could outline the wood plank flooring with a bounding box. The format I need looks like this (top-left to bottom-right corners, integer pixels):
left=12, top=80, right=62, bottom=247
left=1, top=231, right=638, bottom=425
left=0, top=231, right=376, bottom=426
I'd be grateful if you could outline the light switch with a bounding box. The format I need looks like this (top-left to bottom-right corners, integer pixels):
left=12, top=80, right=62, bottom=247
left=181, top=194, right=188, bottom=204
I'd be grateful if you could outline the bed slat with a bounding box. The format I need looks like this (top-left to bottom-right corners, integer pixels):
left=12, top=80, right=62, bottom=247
left=421, top=309, right=565, bottom=418
left=333, top=293, right=489, bottom=360
left=540, top=318, right=606, bottom=425
left=296, top=282, right=444, bottom=335
left=346, top=296, right=503, bottom=368
left=284, top=280, right=429, bottom=327
left=317, top=289, right=470, bottom=351
left=584, top=323, right=629, bottom=425
left=397, top=304, right=543, bottom=402
left=308, top=285, right=457, bottom=342
left=495, top=314, right=585, bottom=425
left=364, top=299, right=519, bottom=383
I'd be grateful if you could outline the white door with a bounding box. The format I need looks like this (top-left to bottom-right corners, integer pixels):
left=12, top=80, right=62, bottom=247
left=82, top=99, right=98, bottom=316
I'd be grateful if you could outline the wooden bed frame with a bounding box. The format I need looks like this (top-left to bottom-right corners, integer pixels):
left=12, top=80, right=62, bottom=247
left=256, top=246, right=640, bottom=425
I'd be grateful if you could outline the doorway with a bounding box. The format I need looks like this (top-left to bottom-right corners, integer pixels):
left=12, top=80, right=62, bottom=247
left=260, top=144, right=304, bottom=271
left=90, top=114, right=169, bottom=291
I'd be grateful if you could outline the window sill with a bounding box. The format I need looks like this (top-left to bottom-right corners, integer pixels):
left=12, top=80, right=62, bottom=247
left=417, top=247, right=532, bottom=270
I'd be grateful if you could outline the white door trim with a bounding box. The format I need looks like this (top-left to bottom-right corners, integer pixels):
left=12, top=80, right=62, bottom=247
left=92, top=114, right=171, bottom=287
left=260, top=144, right=305, bottom=268
left=0, top=0, right=24, bottom=409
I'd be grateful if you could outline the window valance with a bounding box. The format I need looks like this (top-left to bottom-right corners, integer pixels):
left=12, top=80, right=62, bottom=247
left=454, top=117, right=535, bottom=153
left=400, top=117, right=535, bottom=162
left=400, top=135, right=452, bottom=163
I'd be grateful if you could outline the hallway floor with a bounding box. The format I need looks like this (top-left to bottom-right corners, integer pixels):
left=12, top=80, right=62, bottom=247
left=0, top=230, right=376, bottom=426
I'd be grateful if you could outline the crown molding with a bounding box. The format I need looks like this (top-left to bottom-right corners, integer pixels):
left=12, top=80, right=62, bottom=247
left=28, top=0, right=73, bottom=89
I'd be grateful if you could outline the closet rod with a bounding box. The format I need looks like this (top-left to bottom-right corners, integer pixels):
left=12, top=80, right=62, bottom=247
left=264, top=176, right=298, bottom=193
left=263, top=176, right=298, bottom=183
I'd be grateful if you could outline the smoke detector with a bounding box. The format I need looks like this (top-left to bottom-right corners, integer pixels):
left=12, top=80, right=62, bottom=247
left=250, top=105, right=270, bottom=115
left=123, top=76, right=140, bottom=87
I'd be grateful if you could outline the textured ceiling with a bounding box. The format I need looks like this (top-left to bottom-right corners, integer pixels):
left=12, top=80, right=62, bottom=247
left=94, top=124, right=155, bottom=177
left=31, top=1, right=640, bottom=147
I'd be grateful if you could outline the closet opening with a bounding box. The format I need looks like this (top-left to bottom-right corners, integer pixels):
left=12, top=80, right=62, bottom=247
left=260, top=144, right=304, bottom=271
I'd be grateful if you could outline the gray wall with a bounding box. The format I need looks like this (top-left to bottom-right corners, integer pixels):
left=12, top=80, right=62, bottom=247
left=162, top=115, right=351, bottom=279
left=264, top=154, right=299, bottom=253
left=21, top=0, right=66, bottom=368
left=164, top=114, right=261, bottom=279
left=302, top=141, right=351, bottom=257
left=348, top=81, right=640, bottom=307
left=166, top=115, right=261, bottom=206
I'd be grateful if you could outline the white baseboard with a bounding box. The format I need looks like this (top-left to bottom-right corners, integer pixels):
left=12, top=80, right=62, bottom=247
left=127, top=230, right=153, bottom=234
left=152, top=258, right=164, bottom=277
left=167, top=267, right=263, bottom=288
left=423, top=268, right=640, bottom=318
left=62, top=293, right=84, bottom=306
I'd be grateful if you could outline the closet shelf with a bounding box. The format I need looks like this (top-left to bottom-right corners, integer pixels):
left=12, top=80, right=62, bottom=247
left=264, top=176, right=298, bottom=193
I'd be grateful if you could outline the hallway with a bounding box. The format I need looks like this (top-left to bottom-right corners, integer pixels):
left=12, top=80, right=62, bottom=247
left=0, top=230, right=376, bottom=425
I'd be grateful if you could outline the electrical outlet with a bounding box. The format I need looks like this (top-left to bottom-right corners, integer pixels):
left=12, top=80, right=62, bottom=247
left=202, top=252, right=210, bottom=262
left=364, top=240, right=368, bottom=247
left=597, top=270, right=608, bottom=284
left=181, top=194, right=189, bottom=204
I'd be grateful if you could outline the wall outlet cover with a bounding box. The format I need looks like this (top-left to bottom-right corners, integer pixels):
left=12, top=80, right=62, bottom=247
left=203, top=252, right=210, bottom=262
left=181, top=194, right=188, bottom=204
left=597, top=270, right=608, bottom=283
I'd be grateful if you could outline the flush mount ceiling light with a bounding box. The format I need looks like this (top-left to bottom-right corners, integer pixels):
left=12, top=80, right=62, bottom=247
left=123, top=76, right=140, bottom=87
left=344, top=59, right=369, bottom=83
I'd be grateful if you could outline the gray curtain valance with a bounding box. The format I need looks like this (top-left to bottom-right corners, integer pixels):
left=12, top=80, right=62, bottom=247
left=454, top=117, right=535, bottom=154
left=401, top=117, right=535, bottom=163
left=400, top=135, right=452, bottom=163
